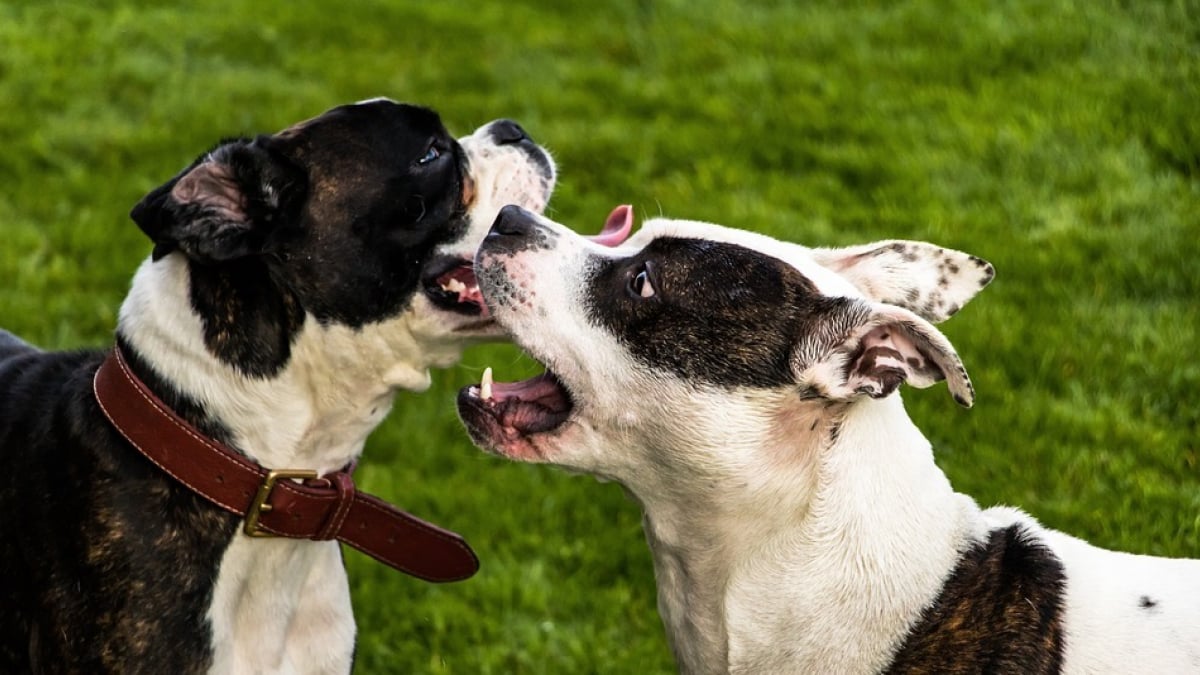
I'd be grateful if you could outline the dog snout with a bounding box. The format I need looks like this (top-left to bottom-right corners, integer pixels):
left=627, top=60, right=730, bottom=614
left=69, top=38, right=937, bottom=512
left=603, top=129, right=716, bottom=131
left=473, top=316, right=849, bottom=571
left=484, top=205, right=556, bottom=255
left=488, top=119, right=530, bottom=145
left=491, top=204, right=537, bottom=237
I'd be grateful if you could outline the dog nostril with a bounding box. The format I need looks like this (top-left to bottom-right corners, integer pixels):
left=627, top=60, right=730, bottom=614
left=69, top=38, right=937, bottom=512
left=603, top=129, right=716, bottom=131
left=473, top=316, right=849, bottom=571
left=491, top=204, right=535, bottom=237
left=489, top=119, right=529, bottom=145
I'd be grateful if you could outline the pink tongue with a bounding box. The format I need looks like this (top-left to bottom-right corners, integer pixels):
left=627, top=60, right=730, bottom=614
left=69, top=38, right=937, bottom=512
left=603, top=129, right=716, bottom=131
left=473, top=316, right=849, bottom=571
left=492, top=372, right=563, bottom=405
left=588, top=204, right=633, bottom=247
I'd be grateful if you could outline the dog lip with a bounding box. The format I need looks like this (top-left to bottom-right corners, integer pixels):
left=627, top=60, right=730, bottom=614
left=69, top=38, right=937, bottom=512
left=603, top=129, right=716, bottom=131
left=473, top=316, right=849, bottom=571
left=456, top=370, right=574, bottom=457
left=421, top=255, right=487, bottom=316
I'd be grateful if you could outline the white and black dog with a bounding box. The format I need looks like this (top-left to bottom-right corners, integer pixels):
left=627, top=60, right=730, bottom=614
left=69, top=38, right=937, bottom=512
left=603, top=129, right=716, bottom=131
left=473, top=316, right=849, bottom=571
left=458, top=206, right=1200, bottom=674
left=0, top=99, right=554, bottom=673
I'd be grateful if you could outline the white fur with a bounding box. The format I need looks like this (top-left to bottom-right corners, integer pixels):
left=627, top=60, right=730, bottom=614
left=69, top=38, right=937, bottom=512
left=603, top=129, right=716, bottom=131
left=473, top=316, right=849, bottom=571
left=1039, top=526, right=1200, bottom=673
left=475, top=214, right=1200, bottom=673
left=117, top=117, right=554, bottom=674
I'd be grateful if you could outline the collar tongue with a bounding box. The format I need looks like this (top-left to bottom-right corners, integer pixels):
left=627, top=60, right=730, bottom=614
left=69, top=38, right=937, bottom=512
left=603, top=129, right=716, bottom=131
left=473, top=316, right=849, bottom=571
left=92, top=345, right=479, bottom=583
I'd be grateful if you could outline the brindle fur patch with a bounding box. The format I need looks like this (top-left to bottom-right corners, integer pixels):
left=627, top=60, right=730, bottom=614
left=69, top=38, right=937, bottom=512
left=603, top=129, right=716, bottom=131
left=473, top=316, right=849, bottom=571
left=0, top=342, right=238, bottom=673
left=883, top=524, right=1067, bottom=674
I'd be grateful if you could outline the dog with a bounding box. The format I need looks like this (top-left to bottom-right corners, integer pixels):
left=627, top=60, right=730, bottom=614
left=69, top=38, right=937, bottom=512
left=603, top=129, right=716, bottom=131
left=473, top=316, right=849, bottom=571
left=0, top=98, right=555, bottom=674
left=457, top=205, right=1200, bottom=674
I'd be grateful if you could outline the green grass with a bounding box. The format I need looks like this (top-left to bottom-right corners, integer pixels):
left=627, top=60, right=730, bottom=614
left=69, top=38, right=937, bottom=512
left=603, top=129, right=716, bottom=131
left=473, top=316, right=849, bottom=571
left=1, top=0, right=1198, bottom=672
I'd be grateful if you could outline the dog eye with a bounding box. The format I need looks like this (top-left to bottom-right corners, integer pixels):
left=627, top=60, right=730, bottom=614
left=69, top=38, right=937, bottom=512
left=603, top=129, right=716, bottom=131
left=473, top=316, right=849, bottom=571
left=417, top=145, right=441, bottom=166
left=629, top=266, right=656, bottom=299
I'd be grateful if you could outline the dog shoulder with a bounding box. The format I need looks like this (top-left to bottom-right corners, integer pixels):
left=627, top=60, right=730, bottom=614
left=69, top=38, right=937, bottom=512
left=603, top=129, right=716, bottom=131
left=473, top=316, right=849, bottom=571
left=883, top=520, right=1068, bottom=674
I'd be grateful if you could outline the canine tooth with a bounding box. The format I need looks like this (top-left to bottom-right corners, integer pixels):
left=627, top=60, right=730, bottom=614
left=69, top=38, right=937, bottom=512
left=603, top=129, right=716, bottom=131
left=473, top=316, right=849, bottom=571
left=443, top=278, right=467, bottom=294
left=481, top=367, right=494, bottom=400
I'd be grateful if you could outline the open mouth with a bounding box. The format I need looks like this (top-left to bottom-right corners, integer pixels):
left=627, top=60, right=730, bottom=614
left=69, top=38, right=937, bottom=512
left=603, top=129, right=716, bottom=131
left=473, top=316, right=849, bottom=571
left=457, top=366, right=574, bottom=459
left=456, top=204, right=637, bottom=457
left=422, top=256, right=488, bottom=317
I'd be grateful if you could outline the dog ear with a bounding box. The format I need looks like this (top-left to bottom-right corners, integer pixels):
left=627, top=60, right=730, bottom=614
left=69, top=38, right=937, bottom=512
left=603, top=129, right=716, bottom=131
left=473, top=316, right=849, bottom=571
left=810, top=241, right=994, bottom=324
left=130, top=139, right=305, bottom=263
left=793, top=300, right=975, bottom=407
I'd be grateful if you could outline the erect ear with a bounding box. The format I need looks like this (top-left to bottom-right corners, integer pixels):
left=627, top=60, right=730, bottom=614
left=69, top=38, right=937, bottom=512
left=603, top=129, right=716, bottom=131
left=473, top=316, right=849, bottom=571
left=793, top=300, right=975, bottom=407
left=130, top=138, right=306, bottom=263
left=810, top=240, right=995, bottom=324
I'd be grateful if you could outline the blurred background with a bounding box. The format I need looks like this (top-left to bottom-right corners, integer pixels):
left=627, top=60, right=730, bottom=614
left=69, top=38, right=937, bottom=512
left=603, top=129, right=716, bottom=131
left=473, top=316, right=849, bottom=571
left=0, top=1, right=1196, bottom=672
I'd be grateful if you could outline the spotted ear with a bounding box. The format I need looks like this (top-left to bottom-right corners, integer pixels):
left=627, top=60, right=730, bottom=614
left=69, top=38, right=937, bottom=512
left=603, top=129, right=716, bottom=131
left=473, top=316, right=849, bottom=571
left=793, top=300, right=975, bottom=407
left=130, top=138, right=306, bottom=263
left=810, top=240, right=994, bottom=324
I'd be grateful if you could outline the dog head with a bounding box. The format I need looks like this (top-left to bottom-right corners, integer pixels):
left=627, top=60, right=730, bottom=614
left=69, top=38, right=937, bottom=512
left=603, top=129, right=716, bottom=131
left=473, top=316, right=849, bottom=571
left=125, top=98, right=555, bottom=382
left=457, top=206, right=992, bottom=490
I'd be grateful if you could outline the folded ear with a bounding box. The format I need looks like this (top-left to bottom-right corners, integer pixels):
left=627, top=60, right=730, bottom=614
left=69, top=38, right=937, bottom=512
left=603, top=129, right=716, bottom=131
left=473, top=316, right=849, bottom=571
left=130, top=138, right=305, bottom=263
left=793, top=300, right=975, bottom=407
left=810, top=240, right=994, bottom=323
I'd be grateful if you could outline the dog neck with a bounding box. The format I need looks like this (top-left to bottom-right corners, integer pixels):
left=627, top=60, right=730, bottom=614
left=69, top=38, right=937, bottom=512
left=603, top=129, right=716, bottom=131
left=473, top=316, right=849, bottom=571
left=636, top=395, right=984, bottom=675
left=115, top=255, right=439, bottom=474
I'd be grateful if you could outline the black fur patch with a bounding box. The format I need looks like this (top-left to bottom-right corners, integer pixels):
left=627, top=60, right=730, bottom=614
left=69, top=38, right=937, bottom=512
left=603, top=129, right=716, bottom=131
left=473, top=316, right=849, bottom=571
left=187, top=257, right=306, bottom=379
left=130, top=101, right=472, bottom=377
left=583, top=237, right=862, bottom=389
left=882, top=524, right=1067, bottom=674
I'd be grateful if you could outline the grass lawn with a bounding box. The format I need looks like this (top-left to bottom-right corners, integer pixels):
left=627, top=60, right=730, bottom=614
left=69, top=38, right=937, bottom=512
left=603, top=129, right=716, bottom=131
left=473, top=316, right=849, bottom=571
left=1, top=0, right=1197, bottom=672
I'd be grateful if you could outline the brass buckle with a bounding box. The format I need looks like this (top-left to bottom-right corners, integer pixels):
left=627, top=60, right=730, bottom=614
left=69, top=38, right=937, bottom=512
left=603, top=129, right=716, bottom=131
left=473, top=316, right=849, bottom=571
left=243, top=469, right=318, bottom=538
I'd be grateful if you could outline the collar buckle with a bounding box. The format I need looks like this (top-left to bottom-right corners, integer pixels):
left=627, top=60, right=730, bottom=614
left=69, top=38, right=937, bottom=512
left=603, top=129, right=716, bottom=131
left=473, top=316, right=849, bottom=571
left=243, top=468, right=319, bottom=538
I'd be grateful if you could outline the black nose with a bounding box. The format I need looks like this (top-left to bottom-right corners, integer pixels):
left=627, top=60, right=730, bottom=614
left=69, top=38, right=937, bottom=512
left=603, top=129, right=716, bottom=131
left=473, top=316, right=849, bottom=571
left=488, top=119, right=530, bottom=145
left=490, top=204, right=537, bottom=238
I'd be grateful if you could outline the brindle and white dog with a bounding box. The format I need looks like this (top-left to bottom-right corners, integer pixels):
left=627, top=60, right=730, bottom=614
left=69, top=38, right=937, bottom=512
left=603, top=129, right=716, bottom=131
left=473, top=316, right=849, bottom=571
left=458, top=205, right=1200, bottom=674
left=0, top=99, right=554, bottom=673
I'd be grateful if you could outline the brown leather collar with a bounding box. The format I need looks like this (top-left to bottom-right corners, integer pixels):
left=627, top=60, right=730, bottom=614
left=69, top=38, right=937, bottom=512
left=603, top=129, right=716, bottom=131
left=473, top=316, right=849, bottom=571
left=92, top=345, right=479, bottom=583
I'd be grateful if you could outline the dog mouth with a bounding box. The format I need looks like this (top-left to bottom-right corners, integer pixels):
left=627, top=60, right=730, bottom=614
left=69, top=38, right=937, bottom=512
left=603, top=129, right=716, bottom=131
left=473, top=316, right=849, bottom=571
left=422, top=256, right=489, bottom=317
left=457, top=366, right=574, bottom=460
left=455, top=204, right=638, bottom=459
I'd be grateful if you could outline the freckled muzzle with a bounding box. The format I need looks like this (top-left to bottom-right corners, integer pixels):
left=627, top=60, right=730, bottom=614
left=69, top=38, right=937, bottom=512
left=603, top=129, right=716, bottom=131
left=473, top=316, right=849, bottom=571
left=456, top=204, right=635, bottom=459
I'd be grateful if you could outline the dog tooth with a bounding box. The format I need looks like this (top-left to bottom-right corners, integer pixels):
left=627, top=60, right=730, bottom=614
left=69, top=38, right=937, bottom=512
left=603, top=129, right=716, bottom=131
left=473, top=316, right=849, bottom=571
left=443, top=278, right=467, bottom=294
left=481, top=367, right=493, bottom=400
